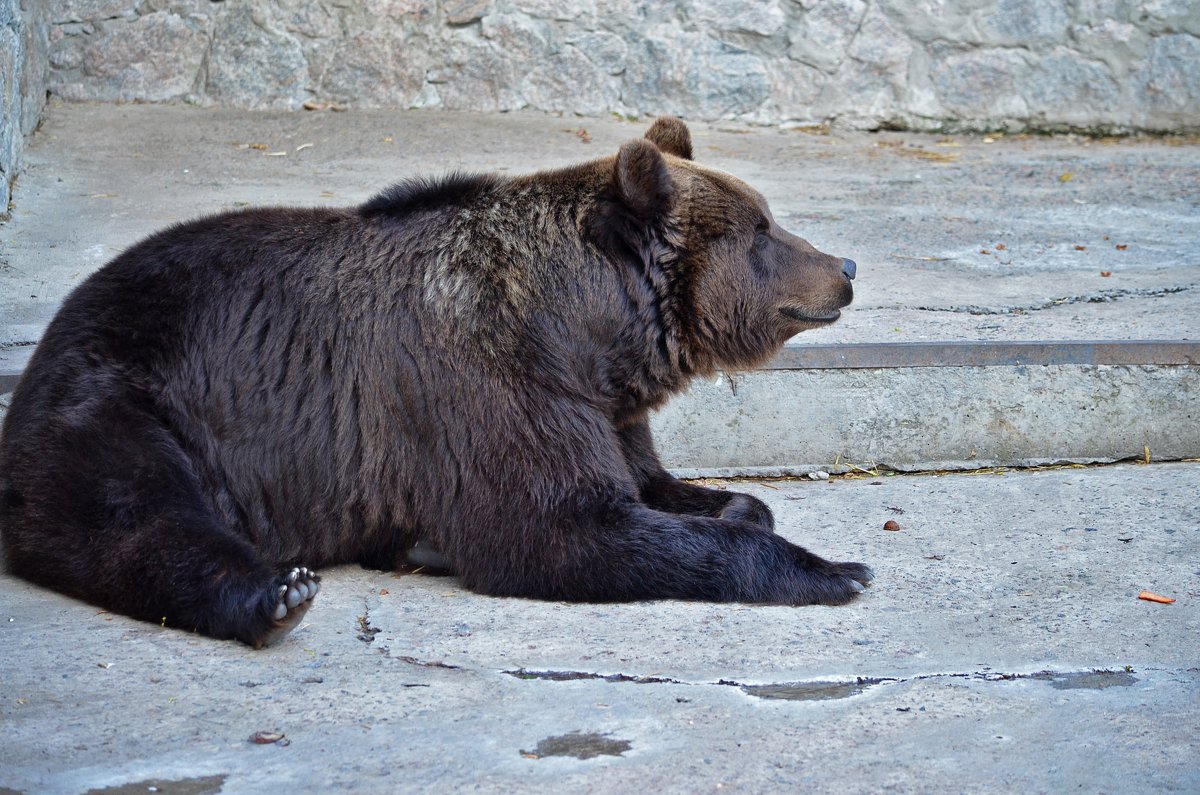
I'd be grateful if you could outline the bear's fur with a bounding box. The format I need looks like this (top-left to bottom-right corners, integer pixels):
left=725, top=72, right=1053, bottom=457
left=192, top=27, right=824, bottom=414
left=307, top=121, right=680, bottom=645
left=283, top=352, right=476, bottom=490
left=0, top=118, right=869, bottom=647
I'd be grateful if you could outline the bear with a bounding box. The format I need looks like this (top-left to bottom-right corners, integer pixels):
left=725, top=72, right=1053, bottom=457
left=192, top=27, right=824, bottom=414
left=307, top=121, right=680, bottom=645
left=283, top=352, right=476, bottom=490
left=0, top=117, right=869, bottom=648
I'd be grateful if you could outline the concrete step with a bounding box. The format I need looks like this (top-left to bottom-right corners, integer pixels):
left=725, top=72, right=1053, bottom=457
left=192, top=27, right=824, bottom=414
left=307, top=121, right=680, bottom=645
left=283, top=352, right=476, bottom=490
left=652, top=339, right=1200, bottom=475
left=6, top=339, right=1197, bottom=473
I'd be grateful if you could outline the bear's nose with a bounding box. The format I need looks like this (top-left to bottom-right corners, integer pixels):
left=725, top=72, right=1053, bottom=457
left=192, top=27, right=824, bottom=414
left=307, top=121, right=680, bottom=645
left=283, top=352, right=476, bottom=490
left=842, top=258, right=857, bottom=280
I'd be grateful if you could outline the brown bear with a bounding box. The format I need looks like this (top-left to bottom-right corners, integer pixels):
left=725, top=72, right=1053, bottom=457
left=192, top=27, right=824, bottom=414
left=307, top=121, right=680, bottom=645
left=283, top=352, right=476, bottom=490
left=0, top=117, right=868, bottom=648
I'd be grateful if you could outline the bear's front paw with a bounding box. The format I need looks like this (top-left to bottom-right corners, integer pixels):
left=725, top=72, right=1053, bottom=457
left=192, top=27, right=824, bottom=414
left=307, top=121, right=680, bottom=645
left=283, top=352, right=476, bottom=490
left=792, top=560, right=874, bottom=606
left=255, top=566, right=321, bottom=649
left=835, top=561, right=874, bottom=589
left=719, top=493, right=775, bottom=531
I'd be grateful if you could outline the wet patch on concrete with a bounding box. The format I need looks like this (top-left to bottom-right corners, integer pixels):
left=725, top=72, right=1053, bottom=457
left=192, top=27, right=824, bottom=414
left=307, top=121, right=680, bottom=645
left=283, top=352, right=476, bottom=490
left=521, top=732, right=632, bottom=760
left=1035, top=670, right=1139, bottom=690
left=84, top=775, right=227, bottom=795
left=505, top=667, right=1141, bottom=700
left=973, top=669, right=1139, bottom=689
left=506, top=668, right=681, bottom=684
left=741, top=677, right=889, bottom=701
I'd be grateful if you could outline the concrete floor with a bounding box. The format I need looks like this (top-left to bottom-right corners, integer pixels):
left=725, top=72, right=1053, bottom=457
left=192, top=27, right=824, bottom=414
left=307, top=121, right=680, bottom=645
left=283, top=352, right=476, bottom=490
left=2, top=463, right=1197, bottom=793
left=2, top=102, right=1199, bottom=348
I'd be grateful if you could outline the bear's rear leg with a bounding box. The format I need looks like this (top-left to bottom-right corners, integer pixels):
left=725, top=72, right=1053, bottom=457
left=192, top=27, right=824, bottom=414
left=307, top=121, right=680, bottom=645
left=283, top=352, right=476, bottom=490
left=0, top=391, right=320, bottom=648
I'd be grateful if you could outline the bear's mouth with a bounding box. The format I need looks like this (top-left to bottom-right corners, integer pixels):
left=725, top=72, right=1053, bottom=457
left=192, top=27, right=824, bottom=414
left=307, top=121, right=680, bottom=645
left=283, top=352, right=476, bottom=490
left=779, top=307, right=841, bottom=324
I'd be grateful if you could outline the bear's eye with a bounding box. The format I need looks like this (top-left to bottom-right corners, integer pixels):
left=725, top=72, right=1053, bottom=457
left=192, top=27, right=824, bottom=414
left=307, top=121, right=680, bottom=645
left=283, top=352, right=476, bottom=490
left=752, top=218, right=771, bottom=247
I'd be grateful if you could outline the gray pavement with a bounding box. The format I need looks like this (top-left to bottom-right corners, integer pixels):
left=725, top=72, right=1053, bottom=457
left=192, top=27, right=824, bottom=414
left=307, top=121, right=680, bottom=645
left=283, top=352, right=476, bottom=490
left=2, top=463, right=1197, bottom=793
left=1, top=103, right=1198, bottom=348
left=1, top=104, right=1198, bottom=793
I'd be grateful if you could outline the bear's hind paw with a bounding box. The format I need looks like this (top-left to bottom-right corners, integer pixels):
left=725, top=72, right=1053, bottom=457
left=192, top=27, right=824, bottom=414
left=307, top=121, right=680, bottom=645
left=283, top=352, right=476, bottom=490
left=275, top=566, right=321, bottom=617
left=255, top=567, right=321, bottom=649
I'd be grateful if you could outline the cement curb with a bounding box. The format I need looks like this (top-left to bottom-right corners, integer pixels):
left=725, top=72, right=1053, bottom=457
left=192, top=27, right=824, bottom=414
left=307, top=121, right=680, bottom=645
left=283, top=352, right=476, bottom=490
left=769, top=339, right=1200, bottom=368
left=5, top=340, right=1198, bottom=472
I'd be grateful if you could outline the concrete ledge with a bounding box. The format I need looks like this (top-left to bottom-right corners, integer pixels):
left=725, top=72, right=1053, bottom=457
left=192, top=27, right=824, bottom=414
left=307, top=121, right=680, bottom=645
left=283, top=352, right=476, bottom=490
left=653, top=357, right=1198, bottom=475
left=5, top=340, right=1198, bottom=473
left=0, top=343, right=33, bottom=392
left=5, top=339, right=1197, bottom=391
left=770, top=340, right=1200, bottom=369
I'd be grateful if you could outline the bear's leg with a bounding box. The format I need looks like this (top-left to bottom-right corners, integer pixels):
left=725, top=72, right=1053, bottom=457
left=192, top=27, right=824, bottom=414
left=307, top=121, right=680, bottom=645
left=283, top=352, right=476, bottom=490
left=463, top=501, right=871, bottom=606
left=617, top=420, right=775, bottom=530
left=1, top=397, right=318, bottom=648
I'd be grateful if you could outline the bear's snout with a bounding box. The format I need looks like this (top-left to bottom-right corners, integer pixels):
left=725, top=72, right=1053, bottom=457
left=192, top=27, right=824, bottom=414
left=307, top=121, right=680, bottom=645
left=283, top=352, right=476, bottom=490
left=842, top=258, right=857, bottom=281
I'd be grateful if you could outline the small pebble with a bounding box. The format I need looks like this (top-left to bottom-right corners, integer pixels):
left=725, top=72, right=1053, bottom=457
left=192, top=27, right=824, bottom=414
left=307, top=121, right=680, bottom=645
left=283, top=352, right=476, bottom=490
left=250, top=731, right=285, bottom=744
left=884, top=520, right=901, bottom=531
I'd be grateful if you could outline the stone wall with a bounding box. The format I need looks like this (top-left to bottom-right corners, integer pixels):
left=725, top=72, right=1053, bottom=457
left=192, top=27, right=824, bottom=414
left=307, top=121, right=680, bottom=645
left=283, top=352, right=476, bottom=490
left=42, top=0, right=1200, bottom=132
left=1, top=0, right=48, bottom=217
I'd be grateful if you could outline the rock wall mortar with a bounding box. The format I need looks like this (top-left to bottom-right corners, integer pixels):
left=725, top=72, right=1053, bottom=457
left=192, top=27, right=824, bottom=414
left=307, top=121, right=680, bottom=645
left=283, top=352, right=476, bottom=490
left=40, top=0, right=1200, bottom=131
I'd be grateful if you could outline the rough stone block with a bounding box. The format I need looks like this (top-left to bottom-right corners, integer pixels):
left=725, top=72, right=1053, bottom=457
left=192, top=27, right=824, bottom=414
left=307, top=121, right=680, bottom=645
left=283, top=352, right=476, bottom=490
left=1071, top=18, right=1147, bottom=74
left=841, top=4, right=914, bottom=117
left=363, top=0, right=435, bottom=24
left=317, top=32, right=425, bottom=107
left=427, top=40, right=524, bottom=112
left=1142, top=0, right=1200, bottom=36
left=206, top=6, right=307, bottom=110
left=1134, top=33, right=1200, bottom=114
left=876, top=0, right=984, bottom=44
left=481, top=12, right=553, bottom=58
left=522, top=44, right=618, bottom=116
left=762, top=58, right=825, bottom=122
left=277, top=3, right=341, bottom=40
left=691, top=0, right=785, bottom=37
left=930, top=46, right=1030, bottom=120
left=508, top=0, right=596, bottom=23
left=787, top=0, right=866, bottom=74
left=1027, top=51, right=1121, bottom=127
left=3, top=0, right=47, bottom=215
left=623, top=27, right=770, bottom=119
left=976, top=0, right=1069, bottom=46
left=566, top=31, right=627, bottom=76
left=1, top=25, right=18, bottom=178
left=444, top=0, right=493, bottom=26
left=59, top=11, right=206, bottom=102
left=47, top=0, right=136, bottom=24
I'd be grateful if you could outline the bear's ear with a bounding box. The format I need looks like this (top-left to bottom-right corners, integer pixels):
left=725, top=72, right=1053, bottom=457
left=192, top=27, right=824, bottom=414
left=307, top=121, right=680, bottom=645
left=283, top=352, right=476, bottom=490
left=614, top=139, right=675, bottom=221
left=644, top=117, right=693, bottom=161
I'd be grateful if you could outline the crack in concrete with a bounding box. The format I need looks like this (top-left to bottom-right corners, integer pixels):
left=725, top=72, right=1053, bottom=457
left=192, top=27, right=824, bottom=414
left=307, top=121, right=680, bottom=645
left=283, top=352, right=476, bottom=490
left=505, top=667, right=1141, bottom=699
left=506, top=668, right=679, bottom=684
left=389, top=654, right=461, bottom=670
left=355, top=601, right=380, bottom=644
left=916, top=284, right=1194, bottom=315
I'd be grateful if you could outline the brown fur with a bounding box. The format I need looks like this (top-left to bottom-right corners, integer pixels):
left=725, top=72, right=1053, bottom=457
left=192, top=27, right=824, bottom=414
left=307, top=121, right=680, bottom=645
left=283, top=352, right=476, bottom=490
left=0, top=118, right=869, bottom=647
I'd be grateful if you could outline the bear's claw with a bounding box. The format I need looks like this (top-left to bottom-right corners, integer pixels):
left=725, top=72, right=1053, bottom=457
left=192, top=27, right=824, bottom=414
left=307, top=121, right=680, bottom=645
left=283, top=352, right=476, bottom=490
left=839, top=562, right=874, bottom=587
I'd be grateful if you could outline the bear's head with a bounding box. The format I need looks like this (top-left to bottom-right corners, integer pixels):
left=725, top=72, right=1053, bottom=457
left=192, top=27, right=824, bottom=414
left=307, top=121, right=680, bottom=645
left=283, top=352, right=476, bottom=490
left=601, top=117, right=855, bottom=375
